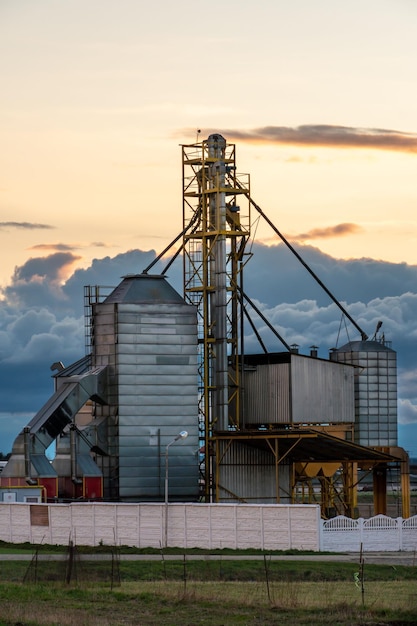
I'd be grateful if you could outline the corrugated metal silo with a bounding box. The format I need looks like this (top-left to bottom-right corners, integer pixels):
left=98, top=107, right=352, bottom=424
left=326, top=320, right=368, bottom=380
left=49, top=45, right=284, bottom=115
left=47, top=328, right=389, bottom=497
left=93, top=274, right=199, bottom=501
left=330, top=340, right=398, bottom=447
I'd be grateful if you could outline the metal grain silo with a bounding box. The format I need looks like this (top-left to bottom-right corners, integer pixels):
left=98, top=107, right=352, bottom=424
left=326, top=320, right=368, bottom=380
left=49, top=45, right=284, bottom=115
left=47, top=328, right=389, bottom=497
left=330, top=340, right=398, bottom=447
left=92, top=274, right=199, bottom=501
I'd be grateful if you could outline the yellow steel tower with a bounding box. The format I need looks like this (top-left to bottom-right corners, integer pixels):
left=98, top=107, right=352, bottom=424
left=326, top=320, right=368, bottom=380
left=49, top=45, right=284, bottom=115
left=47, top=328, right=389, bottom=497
left=182, top=134, right=251, bottom=500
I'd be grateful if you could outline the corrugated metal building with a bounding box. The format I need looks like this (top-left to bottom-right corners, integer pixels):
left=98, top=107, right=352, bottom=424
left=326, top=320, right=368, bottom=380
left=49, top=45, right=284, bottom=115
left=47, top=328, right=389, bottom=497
left=241, top=352, right=355, bottom=427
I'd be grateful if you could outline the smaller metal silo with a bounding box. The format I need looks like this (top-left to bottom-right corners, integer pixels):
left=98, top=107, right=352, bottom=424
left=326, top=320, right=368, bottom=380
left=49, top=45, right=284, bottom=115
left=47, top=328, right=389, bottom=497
left=330, top=339, right=398, bottom=447
left=92, top=274, right=199, bottom=502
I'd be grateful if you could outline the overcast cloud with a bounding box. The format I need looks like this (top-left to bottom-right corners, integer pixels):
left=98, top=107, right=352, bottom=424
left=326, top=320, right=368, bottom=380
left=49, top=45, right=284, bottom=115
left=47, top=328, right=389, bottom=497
left=1, top=243, right=416, bottom=456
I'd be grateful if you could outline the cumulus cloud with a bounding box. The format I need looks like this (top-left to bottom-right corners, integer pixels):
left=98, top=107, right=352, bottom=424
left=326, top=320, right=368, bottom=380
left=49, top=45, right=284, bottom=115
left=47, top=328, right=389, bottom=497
left=243, top=292, right=417, bottom=361
left=201, top=125, right=417, bottom=154
left=398, top=399, right=417, bottom=425
left=11, top=252, right=81, bottom=283
left=243, top=243, right=417, bottom=313
left=1, top=244, right=417, bottom=454
left=0, top=249, right=159, bottom=427
left=1, top=253, right=82, bottom=310
left=63, top=249, right=160, bottom=304
left=0, top=222, right=54, bottom=230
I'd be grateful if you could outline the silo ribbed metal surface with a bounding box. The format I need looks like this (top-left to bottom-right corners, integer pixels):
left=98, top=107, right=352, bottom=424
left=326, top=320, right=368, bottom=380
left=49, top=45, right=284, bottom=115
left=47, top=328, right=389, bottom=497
left=94, top=275, right=199, bottom=501
left=331, top=340, right=398, bottom=447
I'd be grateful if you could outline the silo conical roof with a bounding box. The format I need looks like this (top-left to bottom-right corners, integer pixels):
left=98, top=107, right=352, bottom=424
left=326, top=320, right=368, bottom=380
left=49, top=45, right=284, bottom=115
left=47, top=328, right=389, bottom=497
left=103, top=274, right=185, bottom=304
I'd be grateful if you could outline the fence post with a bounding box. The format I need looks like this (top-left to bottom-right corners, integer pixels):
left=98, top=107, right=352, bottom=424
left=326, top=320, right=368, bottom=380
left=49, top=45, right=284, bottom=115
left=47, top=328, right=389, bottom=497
left=260, top=506, right=264, bottom=550
left=359, top=517, right=364, bottom=550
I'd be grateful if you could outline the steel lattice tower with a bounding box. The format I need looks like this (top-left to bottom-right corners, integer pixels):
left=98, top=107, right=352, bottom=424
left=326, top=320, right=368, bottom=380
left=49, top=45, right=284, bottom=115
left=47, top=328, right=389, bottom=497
left=182, top=134, right=251, bottom=500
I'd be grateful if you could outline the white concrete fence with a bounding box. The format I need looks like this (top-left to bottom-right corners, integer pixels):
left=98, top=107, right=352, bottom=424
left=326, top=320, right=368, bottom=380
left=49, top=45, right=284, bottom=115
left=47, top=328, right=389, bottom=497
left=0, top=503, right=320, bottom=550
left=320, top=514, right=417, bottom=552
left=1, top=503, right=416, bottom=552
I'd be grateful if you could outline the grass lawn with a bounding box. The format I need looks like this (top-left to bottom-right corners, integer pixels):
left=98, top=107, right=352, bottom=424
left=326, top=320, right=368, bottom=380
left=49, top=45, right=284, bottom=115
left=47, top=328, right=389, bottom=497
left=0, top=548, right=416, bottom=625
left=0, top=579, right=416, bottom=625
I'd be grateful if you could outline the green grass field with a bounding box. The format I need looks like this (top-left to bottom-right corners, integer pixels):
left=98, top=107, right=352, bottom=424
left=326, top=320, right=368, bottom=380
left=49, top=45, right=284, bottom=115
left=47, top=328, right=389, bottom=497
left=0, top=544, right=416, bottom=625
left=0, top=578, right=416, bottom=625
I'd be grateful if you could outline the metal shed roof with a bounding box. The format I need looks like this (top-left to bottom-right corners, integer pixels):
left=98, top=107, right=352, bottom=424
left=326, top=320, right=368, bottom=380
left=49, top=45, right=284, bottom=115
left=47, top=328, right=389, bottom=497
left=214, top=429, right=398, bottom=464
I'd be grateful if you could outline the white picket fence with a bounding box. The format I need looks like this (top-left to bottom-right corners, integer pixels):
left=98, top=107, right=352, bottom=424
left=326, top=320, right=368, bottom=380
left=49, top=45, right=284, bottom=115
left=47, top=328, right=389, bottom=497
left=320, top=514, right=417, bottom=552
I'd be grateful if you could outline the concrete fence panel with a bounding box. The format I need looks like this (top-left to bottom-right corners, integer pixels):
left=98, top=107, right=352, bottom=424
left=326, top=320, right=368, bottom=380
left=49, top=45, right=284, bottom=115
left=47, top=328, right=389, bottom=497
left=0, top=502, right=320, bottom=550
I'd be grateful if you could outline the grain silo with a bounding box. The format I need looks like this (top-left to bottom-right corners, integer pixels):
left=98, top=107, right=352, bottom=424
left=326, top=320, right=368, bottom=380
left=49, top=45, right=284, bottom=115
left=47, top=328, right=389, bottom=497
left=91, top=273, right=199, bottom=501
left=328, top=338, right=409, bottom=515
left=330, top=339, right=397, bottom=447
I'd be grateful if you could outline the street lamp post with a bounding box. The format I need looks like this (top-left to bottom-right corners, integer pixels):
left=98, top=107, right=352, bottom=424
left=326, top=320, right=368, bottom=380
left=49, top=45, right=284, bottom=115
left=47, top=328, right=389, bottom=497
left=164, top=430, right=188, bottom=547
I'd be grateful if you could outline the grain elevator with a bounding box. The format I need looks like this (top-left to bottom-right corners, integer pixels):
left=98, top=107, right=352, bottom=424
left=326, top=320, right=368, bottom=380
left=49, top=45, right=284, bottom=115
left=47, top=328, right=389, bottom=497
left=1, top=133, right=410, bottom=518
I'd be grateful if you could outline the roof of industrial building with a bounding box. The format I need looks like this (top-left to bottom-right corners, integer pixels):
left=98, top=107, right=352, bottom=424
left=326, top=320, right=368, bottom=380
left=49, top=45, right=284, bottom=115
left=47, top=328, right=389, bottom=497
left=241, top=352, right=353, bottom=366
left=213, top=428, right=399, bottom=465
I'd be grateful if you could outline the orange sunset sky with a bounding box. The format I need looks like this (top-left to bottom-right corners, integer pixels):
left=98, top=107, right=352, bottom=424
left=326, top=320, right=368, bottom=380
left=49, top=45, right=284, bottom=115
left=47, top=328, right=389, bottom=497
left=1, top=0, right=417, bottom=290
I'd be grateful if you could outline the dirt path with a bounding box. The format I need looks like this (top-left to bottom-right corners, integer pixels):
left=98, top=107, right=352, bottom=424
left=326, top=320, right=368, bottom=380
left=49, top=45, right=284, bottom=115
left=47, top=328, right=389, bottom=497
left=0, top=551, right=415, bottom=566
